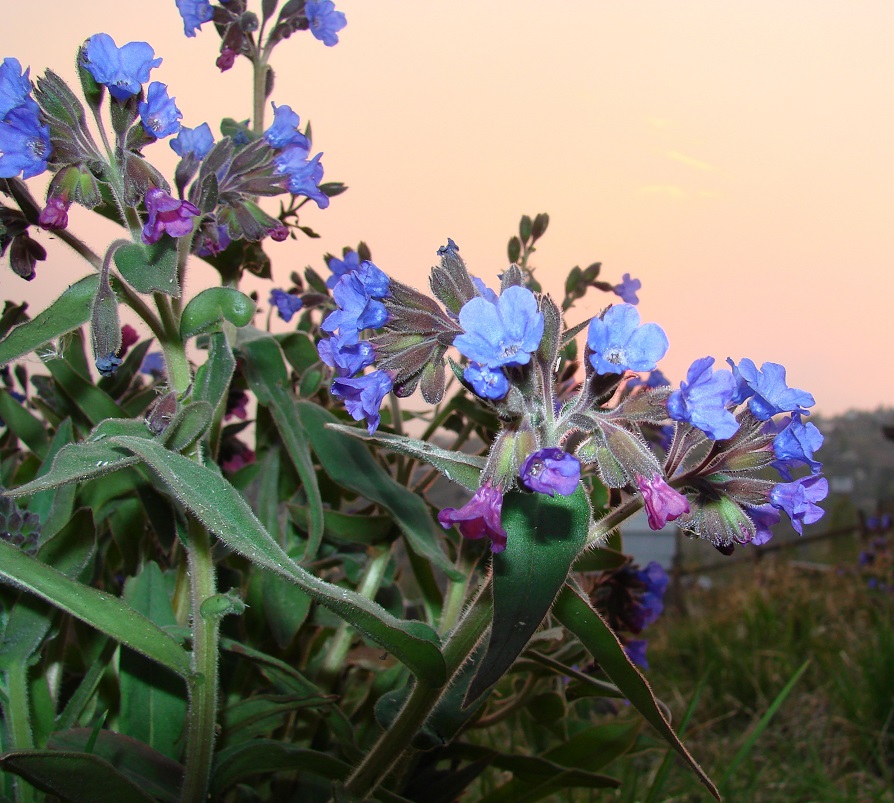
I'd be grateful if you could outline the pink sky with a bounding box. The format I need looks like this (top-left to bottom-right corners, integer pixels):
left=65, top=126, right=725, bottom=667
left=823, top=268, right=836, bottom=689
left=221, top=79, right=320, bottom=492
left=2, top=1, right=893, bottom=416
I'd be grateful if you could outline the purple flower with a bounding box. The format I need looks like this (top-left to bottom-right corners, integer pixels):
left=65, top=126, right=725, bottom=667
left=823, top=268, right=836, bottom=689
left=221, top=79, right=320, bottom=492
left=120, top=324, right=139, bottom=355
left=274, top=150, right=329, bottom=208
left=326, top=249, right=361, bottom=288
left=139, top=82, right=181, bottom=139
left=586, top=304, right=668, bottom=376
left=269, top=289, right=303, bottom=322
left=305, top=0, right=347, bottom=46
left=196, top=224, right=231, bottom=257
left=330, top=370, right=393, bottom=433
left=140, top=351, right=165, bottom=376
left=175, top=0, right=214, bottom=37
left=519, top=448, right=581, bottom=497
left=225, top=389, right=249, bottom=421
left=96, top=353, right=122, bottom=377
left=772, top=413, right=823, bottom=477
left=769, top=475, right=828, bottom=535
left=39, top=197, right=69, bottom=231
left=82, top=34, right=162, bottom=102
left=318, top=333, right=375, bottom=377
left=0, top=104, right=51, bottom=179
left=624, top=639, right=649, bottom=669
left=636, top=473, right=690, bottom=530
left=745, top=505, right=781, bottom=546
left=728, top=358, right=815, bottom=421
left=141, top=188, right=200, bottom=245
left=636, top=561, right=669, bottom=626
left=264, top=103, right=310, bottom=151
left=0, top=58, right=36, bottom=119
left=322, top=270, right=389, bottom=344
left=667, top=356, right=739, bottom=440
left=216, top=48, right=237, bottom=72
left=463, top=362, right=509, bottom=400
left=613, top=273, right=641, bottom=305
left=437, top=483, right=507, bottom=553
left=454, top=285, right=544, bottom=369
left=170, top=123, right=214, bottom=158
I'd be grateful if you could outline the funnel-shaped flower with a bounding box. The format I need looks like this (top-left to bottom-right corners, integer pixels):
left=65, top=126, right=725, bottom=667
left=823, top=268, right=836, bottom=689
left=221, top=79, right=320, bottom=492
left=438, top=483, right=507, bottom=553
left=519, top=448, right=581, bottom=497
left=636, top=473, right=690, bottom=530
left=141, top=188, right=200, bottom=245
left=82, top=34, right=162, bottom=101
left=330, top=370, right=393, bottom=433
left=769, top=475, right=828, bottom=535
left=667, top=356, right=739, bottom=440
left=587, top=304, right=668, bottom=376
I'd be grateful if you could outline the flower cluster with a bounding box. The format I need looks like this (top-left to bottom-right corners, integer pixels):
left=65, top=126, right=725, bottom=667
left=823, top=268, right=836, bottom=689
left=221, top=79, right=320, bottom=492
left=0, top=58, right=51, bottom=180
left=315, top=239, right=827, bottom=556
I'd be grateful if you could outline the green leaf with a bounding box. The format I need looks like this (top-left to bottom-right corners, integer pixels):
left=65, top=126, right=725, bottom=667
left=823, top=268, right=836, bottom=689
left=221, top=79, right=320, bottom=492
left=179, top=287, right=255, bottom=340
left=296, top=402, right=464, bottom=582
left=466, top=488, right=590, bottom=704
left=120, top=563, right=188, bottom=759
left=0, top=540, right=192, bottom=679
left=220, top=694, right=334, bottom=747
left=238, top=336, right=324, bottom=560
left=0, top=389, right=49, bottom=459
left=325, top=424, right=484, bottom=492
left=286, top=505, right=393, bottom=545
left=113, top=240, right=180, bottom=297
left=109, top=435, right=446, bottom=685
left=48, top=729, right=183, bottom=803
left=44, top=357, right=127, bottom=424
left=159, top=401, right=213, bottom=453
left=552, top=583, right=719, bottom=800
left=0, top=751, right=158, bottom=803
left=28, top=418, right=75, bottom=530
left=0, top=275, right=98, bottom=367
left=192, top=332, right=235, bottom=415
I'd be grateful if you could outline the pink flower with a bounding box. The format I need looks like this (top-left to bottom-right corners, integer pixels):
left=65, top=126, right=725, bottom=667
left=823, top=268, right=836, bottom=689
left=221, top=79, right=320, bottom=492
left=141, top=188, right=200, bottom=245
left=636, top=473, right=690, bottom=530
left=438, top=484, right=507, bottom=553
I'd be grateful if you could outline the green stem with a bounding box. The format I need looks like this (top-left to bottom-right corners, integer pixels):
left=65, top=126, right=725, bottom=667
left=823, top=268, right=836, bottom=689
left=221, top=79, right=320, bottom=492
left=5, top=663, right=35, bottom=803
left=587, top=496, right=644, bottom=545
left=252, top=58, right=269, bottom=135
left=318, top=546, right=391, bottom=688
left=179, top=519, right=220, bottom=803
left=154, top=293, right=191, bottom=393
left=343, top=583, right=492, bottom=798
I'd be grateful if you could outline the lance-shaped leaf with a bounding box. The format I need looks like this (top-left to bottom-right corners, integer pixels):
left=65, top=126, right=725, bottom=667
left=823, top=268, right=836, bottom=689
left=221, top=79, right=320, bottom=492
left=0, top=541, right=192, bottom=678
left=0, top=389, right=50, bottom=459
left=465, top=487, right=590, bottom=705
left=0, top=275, right=98, bottom=367
left=325, top=423, right=484, bottom=492
left=552, top=583, right=719, bottom=800
left=296, top=402, right=464, bottom=582
left=109, top=435, right=446, bottom=685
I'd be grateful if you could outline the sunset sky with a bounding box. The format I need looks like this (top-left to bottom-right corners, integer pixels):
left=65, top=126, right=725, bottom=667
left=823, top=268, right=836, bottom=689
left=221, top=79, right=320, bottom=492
left=2, top=1, right=892, bottom=416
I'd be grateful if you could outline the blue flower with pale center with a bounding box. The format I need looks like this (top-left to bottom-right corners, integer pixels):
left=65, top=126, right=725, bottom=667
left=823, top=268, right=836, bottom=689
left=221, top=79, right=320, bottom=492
left=82, top=34, right=162, bottom=102
left=139, top=82, right=181, bottom=139
left=274, top=150, right=329, bottom=208
left=170, top=123, right=214, bottom=158
left=667, top=356, right=739, bottom=440
left=330, top=370, right=393, bottom=433
left=772, top=413, right=823, bottom=477
left=769, top=475, right=827, bottom=535
left=0, top=104, right=51, bottom=179
left=175, top=0, right=214, bottom=38
left=326, top=249, right=361, bottom=289
left=519, top=448, right=581, bottom=497
left=0, top=58, right=36, bottom=119
left=269, top=289, right=303, bottom=322
left=586, top=303, right=668, bottom=376
left=463, top=363, right=509, bottom=400
left=727, top=358, right=815, bottom=420
left=454, top=285, right=544, bottom=369
left=305, top=1, right=347, bottom=46
left=613, top=273, right=641, bottom=305
left=264, top=103, right=310, bottom=151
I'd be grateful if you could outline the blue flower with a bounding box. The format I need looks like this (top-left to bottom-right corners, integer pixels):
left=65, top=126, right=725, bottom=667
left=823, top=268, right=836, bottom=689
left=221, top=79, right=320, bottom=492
left=318, top=332, right=375, bottom=377
left=305, top=0, right=347, bottom=46
left=745, top=505, right=781, bottom=546
left=471, top=276, right=499, bottom=305
left=727, top=358, right=815, bottom=420
left=624, top=639, right=649, bottom=669
left=264, top=103, right=310, bottom=151
left=627, top=369, right=670, bottom=390
left=586, top=304, right=668, bottom=376
left=613, top=273, right=641, bottom=305
left=636, top=472, right=690, bottom=530
left=326, top=249, right=361, bottom=288
left=330, top=370, right=393, bottom=433
left=0, top=104, right=51, bottom=179
left=96, top=353, right=122, bottom=377
left=454, top=285, right=544, bottom=369
left=667, top=356, right=739, bottom=440
left=170, top=123, right=214, bottom=158
left=175, top=0, right=214, bottom=38
left=769, top=475, right=828, bottom=535
left=274, top=149, right=329, bottom=208
left=437, top=483, right=507, bottom=553
left=322, top=264, right=390, bottom=344
left=355, top=260, right=390, bottom=299
left=519, top=448, right=581, bottom=497
left=139, top=82, right=181, bottom=139
left=772, top=413, right=823, bottom=477
left=269, top=288, right=303, bottom=322
left=82, top=34, right=162, bottom=102
left=0, top=58, right=36, bottom=120
left=463, top=362, right=509, bottom=400
left=140, top=351, right=166, bottom=376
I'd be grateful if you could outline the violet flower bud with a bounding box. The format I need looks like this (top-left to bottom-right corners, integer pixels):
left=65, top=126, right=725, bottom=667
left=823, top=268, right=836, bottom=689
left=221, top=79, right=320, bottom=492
left=519, top=448, right=581, bottom=497
left=636, top=472, right=690, bottom=530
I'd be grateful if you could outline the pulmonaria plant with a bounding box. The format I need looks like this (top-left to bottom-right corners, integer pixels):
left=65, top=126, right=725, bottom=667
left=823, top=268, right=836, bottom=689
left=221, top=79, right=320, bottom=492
left=319, top=238, right=827, bottom=556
